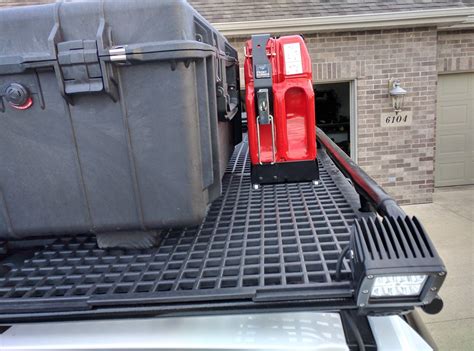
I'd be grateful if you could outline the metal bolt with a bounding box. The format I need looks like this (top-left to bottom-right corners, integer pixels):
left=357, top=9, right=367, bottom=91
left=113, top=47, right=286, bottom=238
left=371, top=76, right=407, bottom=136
left=359, top=303, right=365, bottom=307
left=438, top=272, right=446, bottom=276
left=423, top=300, right=429, bottom=305
left=252, top=184, right=260, bottom=190
left=367, top=275, right=374, bottom=279
left=362, top=290, right=369, bottom=294
left=430, top=287, right=437, bottom=291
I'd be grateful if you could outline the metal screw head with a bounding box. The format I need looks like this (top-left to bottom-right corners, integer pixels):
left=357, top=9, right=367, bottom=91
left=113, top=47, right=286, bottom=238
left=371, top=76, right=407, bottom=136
left=423, top=300, right=429, bottom=305
left=362, top=290, right=369, bottom=294
left=430, top=287, right=437, bottom=291
left=438, top=272, right=446, bottom=276
left=367, top=275, right=374, bottom=279
left=359, top=303, right=365, bottom=307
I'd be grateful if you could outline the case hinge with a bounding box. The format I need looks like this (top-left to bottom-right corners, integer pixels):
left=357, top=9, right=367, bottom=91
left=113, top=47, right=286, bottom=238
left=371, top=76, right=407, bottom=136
left=109, top=46, right=127, bottom=62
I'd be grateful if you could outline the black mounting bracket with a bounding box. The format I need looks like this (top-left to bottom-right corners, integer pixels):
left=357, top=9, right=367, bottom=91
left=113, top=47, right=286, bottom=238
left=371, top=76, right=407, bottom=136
left=252, top=34, right=273, bottom=125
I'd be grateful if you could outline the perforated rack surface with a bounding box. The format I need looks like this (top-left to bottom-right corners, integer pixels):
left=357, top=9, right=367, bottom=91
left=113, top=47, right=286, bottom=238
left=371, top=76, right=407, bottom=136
left=0, top=139, right=366, bottom=321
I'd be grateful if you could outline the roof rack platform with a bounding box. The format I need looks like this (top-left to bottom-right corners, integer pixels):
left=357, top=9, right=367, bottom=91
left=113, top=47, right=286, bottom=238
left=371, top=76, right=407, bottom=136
left=1, top=136, right=376, bottom=322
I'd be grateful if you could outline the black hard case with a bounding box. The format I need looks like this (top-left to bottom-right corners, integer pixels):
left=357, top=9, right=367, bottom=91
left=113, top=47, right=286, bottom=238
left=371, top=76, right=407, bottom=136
left=0, top=0, right=241, bottom=239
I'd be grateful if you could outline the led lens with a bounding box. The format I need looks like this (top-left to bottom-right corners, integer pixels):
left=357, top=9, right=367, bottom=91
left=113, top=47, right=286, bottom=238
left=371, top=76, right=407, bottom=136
left=370, top=275, right=427, bottom=297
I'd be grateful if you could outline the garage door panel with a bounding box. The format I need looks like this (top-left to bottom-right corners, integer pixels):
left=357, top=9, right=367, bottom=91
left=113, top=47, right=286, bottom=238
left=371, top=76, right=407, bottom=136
left=438, top=74, right=470, bottom=98
left=438, top=134, right=467, bottom=154
left=435, top=73, right=474, bottom=187
left=438, top=105, right=468, bottom=126
left=437, top=162, right=467, bottom=185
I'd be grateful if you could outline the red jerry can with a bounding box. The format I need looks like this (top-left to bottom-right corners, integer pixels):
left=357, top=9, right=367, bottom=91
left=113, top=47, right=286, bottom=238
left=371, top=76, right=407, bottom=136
left=244, top=34, right=319, bottom=187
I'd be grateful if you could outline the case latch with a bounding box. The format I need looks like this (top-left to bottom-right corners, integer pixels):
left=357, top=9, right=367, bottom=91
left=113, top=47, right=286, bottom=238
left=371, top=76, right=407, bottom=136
left=57, top=40, right=103, bottom=94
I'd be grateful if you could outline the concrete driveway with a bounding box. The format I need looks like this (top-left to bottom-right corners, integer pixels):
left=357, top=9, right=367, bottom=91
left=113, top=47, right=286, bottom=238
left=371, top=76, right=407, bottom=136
left=402, top=185, right=474, bottom=351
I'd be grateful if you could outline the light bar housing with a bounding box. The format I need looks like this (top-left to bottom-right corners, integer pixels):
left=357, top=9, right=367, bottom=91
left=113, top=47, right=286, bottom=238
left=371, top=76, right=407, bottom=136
left=350, top=216, right=446, bottom=312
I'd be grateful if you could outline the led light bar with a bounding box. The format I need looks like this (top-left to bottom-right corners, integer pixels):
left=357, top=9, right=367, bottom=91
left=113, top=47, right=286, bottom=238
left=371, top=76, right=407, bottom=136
left=370, top=274, right=427, bottom=297
left=350, top=216, right=446, bottom=313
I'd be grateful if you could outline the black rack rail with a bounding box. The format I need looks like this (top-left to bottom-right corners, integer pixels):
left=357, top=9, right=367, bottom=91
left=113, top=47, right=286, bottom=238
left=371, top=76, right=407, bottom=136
left=0, top=134, right=378, bottom=323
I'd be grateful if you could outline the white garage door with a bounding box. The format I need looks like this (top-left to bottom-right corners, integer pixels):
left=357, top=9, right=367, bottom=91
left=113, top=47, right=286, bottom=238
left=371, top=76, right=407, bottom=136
left=435, top=73, right=474, bottom=187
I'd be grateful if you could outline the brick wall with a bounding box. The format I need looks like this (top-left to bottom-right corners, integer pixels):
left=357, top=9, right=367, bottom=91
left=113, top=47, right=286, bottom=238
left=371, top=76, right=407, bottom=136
left=438, top=30, right=474, bottom=73
left=231, top=28, right=439, bottom=205
left=311, top=28, right=438, bottom=205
